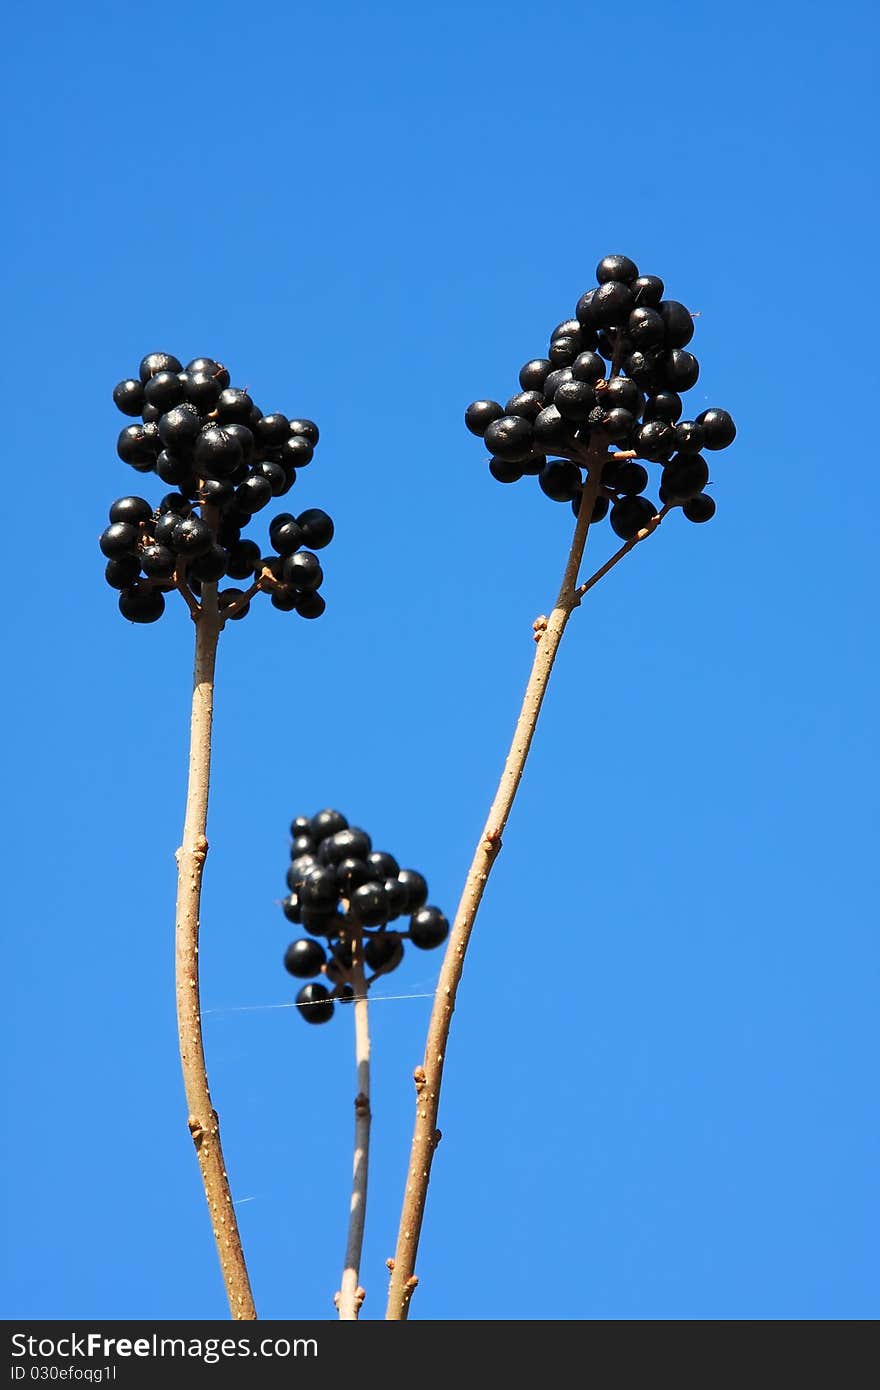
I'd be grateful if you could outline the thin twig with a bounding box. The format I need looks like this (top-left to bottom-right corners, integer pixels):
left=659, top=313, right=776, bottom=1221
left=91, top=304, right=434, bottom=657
left=175, top=567, right=201, bottom=620
left=336, top=929, right=371, bottom=1321
left=219, top=567, right=278, bottom=622
left=574, top=503, right=673, bottom=602
left=386, top=448, right=614, bottom=1319
left=174, top=584, right=257, bottom=1319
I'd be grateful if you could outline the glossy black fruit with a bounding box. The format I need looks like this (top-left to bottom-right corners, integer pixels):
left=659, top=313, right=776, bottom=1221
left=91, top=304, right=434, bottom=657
left=309, top=808, right=350, bottom=841
left=180, top=371, right=222, bottom=411
left=99, top=522, right=138, bottom=558
left=141, top=543, right=177, bottom=578
left=533, top=406, right=571, bottom=449
left=113, top=379, right=145, bottom=416
left=519, top=359, right=553, bottom=391
left=295, top=591, right=326, bottom=619
left=596, top=254, right=639, bottom=284
left=682, top=494, right=716, bottom=523
left=673, top=420, right=705, bottom=454
left=271, top=518, right=305, bottom=556
left=382, top=877, right=409, bottom=918
left=336, top=857, right=374, bottom=894
left=367, top=851, right=399, bottom=878
left=365, top=933, right=404, bottom=972
left=661, top=455, right=710, bottom=501
left=409, top=905, right=449, bottom=949
left=484, top=415, right=533, bottom=462
left=288, top=418, right=319, bottom=445
left=623, top=350, right=665, bottom=392
left=281, top=436, right=314, bottom=469
left=504, top=391, right=545, bottom=421
left=631, top=275, right=664, bottom=307
left=590, top=281, right=634, bottom=327
left=350, top=882, right=389, bottom=927
left=541, top=367, right=574, bottom=402
left=696, top=408, right=736, bottom=449
left=283, top=551, right=322, bottom=590
left=397, top=869, right=428, bottom=912
left=215, top=388, right=254, bottom=425
left=614, top=461, right=650, bottom=496
left=295, top=983, right=334, bottom=1024
left=108, top=498, right=151, bottom=528
left=610, top=495, right=657, bottom=540
left=235, top=474, right=272, bottom=514
left=319, top=827, right=372, bottom=864
left=539, top=459, right=581, bottom=502
left=185, top=357, right=230, bottom=388
left=171, top=516, right=214, bottom=557
left=571, top=491, right=609, bottom=522
left=254, top=459, right=289, bottom=495
left=104, top=555, right=141, bottom=588
left=603, top=407, right=637, bottom=443
left=284, top=938, right=327, bottom=978
left=189, top=544, right=229, bottom=582
left=300, top=865, right=341, bottom=908
left=194, top=424, right=244, bottom=479
left=139, top=352, right=182, bottom=383
left=465, top=400, right=505, bottom=436
left=628, top=307, right=665, bottom=348
left=548, top=335, right=581, bottom=368
left=489, top=457, right=523, bottom=484
left=218, top=587, right=249, bottom=620
left=603, top=376, right=644, bottom=415
left=643, top=391, right=683, bottom=424
left=571, top=351, right=606, bottom=385
left=225, top=539, right=261, bottom=579
left=282, top=892, right=302, bottom=923
left=158, top=403, right=202, bottom=452
left=117, top=423, right=160, bottom=467
left=143, top=371, right=185, bottom=413
left=256, top=413, right=292, bottom=447
left=635, top=420, right=675, bottom=460
left=296, top=509, right=334, bottom=550
left=118, top=587, right=165, bottom=623
left=554, top=380, right=595, bottom=421
left=288, top=854, right=319, bottom=890
left=658, top=300, right=695, bottom=347
left=663, top=349, right=699, bottom=391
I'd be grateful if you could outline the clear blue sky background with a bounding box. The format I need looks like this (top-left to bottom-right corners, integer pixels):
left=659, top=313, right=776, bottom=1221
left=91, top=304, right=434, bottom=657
left=2, top=0, right=877, bottom=1322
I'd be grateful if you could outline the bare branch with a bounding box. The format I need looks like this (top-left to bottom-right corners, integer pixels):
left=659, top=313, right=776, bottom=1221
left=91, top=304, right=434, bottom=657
left=174, top=605, right=256, bottom=1319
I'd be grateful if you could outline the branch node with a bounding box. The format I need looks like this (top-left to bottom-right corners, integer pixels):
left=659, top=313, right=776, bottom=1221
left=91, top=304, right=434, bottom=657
left=386, top=1257, right=395, bottom=1271
left=354, top=1091, right=371, bottom=1116
left=532, top=614, right=548, bottom=641
left=433, top=1129, right=442, bottom=1148
left=188, top=1116, right=205, bottom=1149
left=405, top=1276, right=419, bottom=1289
left=413, top=1065, right=427, bottom=1091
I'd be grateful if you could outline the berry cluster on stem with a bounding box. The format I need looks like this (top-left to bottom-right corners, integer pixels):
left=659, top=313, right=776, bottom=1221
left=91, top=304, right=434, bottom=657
left=282, top=808, right=449, bottom=1024
left=465, top=254, right=735, bottom=537
left=101, top=353, right=334, bottom=624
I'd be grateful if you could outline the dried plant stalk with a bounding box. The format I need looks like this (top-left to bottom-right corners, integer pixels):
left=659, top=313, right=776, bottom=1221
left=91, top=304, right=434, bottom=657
left=336, top=933, right=371, bottom=1321
left=386, top=453, right=669, bottom=1318
left=174, top=589, right=257, bottom=1320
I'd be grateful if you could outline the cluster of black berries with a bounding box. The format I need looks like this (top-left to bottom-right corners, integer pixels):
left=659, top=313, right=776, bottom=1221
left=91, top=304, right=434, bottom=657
left=281, top=809, right=449, bottom=1024
left=465, top=255, right=736, bottom=538
left=100, top=353, right=334, bottom=623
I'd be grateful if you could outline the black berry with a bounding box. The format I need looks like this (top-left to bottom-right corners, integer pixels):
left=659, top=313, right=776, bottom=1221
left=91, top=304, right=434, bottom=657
left=295, top=983, right=334, bottom=1024
left=284, top=938, right=327, bottom=978
left=409, top=906, right=449, bottom=949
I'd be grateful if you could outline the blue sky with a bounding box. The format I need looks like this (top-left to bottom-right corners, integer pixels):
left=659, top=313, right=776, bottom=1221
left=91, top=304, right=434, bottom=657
left=2, top=0, right=877, bottom=1321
